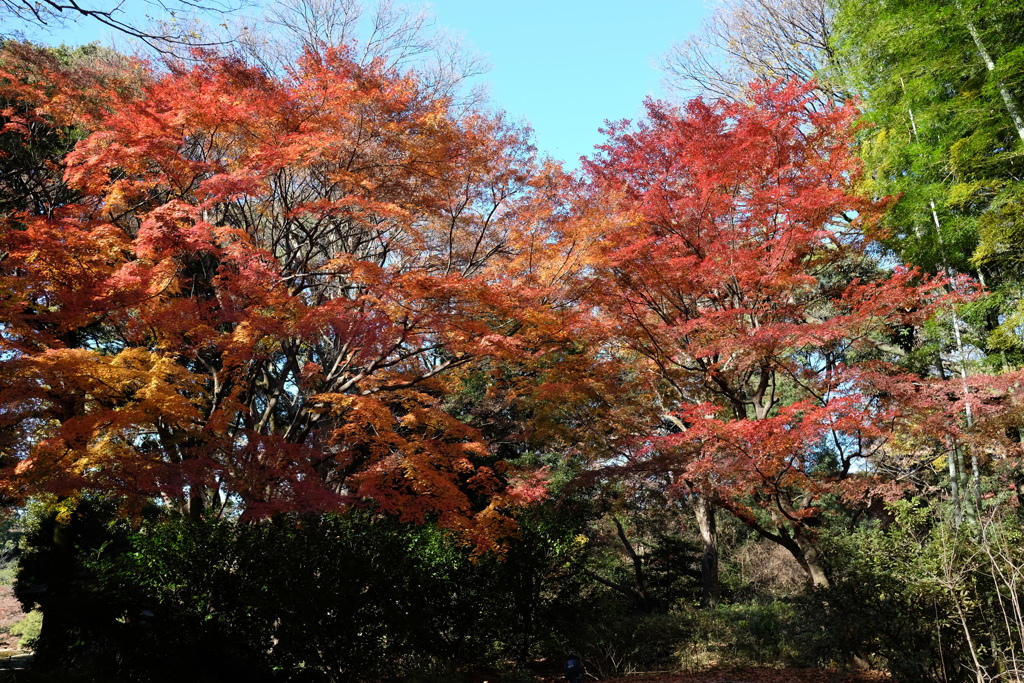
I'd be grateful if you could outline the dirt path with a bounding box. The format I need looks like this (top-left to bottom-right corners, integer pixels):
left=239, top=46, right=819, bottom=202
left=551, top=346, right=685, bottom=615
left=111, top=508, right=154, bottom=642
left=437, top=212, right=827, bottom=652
left=598, top=668, right=890, bottom=683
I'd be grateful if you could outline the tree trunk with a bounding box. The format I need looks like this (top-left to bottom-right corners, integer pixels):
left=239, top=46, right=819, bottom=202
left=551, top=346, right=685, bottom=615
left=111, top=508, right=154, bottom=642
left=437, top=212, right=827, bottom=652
left=949, top=441, right=963, bottom=526
left=694, top=493, right=721, bottom=607
left=188, top=485, right=205, bottom=523
left=794, top=531, right=830, bottom=588
left=719, top=502, right=829, bottom=589
left=33, top=514, right=75, bottom=670
left=613, top=516, right=652, bottom=612
left=957, top=7, right=1024, bottom=142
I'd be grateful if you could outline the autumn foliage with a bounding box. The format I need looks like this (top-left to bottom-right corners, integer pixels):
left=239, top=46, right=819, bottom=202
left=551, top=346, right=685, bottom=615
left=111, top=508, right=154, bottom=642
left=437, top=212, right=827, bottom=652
left=8, top=3, right=1024, bottom=678
left=582, top=80, right=958, bottom=585
left=0, top=44, right=580, bottom=547
left=1, top=41, right=1013, bottom=561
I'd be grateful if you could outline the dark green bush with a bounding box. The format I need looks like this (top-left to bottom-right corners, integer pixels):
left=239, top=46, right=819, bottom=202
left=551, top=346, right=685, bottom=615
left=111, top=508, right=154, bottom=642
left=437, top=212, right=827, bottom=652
left=674, top=599, right=811, bottom=671
left=17, top=497, right=595, bottom=682
left=555, top=599, right=688, bottom=678
left=791, top=502, right=970, bottom=682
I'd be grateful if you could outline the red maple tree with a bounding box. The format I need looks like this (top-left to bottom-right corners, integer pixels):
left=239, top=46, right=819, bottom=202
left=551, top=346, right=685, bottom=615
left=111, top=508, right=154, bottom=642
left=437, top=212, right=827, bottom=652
left=0, top=45, right=578, bottom=548
left=583, top=80, right=952, bottom=592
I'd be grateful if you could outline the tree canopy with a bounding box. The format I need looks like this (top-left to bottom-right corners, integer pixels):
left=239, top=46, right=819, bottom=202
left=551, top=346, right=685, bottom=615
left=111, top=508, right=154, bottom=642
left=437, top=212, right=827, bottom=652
left=4, top=5, right=1024, bottom=679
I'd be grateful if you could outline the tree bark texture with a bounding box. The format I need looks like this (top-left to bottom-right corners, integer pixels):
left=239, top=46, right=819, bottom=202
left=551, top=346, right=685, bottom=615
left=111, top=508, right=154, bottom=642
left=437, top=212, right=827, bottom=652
left=694, top=493, right=722, bottom=607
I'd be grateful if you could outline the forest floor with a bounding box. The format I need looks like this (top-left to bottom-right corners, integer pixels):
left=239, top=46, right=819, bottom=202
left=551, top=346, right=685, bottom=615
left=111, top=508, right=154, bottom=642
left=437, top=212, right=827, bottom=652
left=596, top=669, right=890, bottom=683
left=0, top=584, right=23, bottom=651
left=0, top=665, right=892, bottom=682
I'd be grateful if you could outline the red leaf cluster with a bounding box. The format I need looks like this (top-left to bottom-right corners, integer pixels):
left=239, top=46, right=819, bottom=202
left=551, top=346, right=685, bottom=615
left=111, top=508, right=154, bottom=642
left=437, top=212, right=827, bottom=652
left=0, top=44, right=582, bottom=548
left=580, top=80, right=965, bottom=576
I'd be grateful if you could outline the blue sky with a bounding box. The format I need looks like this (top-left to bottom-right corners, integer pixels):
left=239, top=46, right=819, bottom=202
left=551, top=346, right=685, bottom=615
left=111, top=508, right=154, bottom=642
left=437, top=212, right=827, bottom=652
left=14, top=1, right=710, bottom=167
left=427, top=1, right=709, bottom=166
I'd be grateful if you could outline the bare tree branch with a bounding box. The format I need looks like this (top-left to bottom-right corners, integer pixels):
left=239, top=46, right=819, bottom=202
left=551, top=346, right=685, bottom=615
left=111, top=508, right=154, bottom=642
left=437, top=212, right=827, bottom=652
left=225, top=0, right=488, bottom=107
left=0, top=0, right=245, bottom=53
left=660, top=0, right=846, bottom=108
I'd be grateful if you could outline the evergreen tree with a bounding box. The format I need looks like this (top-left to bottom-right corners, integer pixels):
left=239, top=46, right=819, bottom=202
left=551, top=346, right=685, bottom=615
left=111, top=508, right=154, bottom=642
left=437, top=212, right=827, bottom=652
left=833, top=0, right=1024, bottom=365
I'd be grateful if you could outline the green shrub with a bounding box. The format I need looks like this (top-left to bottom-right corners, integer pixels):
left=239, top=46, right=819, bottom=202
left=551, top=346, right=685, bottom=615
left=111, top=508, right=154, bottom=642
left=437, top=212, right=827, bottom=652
left=8, top=610, right=41, bottom=650
left=675, top=600, right=811, bottom=671
left=552, top=597, right=688, bottom=678
left=16, top=498, right=597, bottom=682
left=792, top=500, right=971, bottom=681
